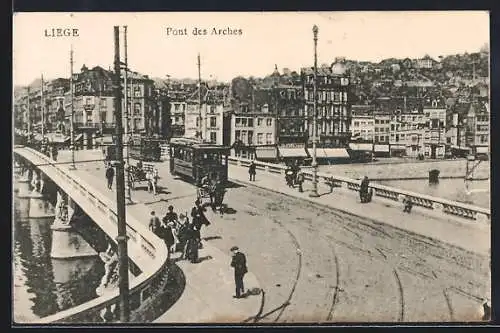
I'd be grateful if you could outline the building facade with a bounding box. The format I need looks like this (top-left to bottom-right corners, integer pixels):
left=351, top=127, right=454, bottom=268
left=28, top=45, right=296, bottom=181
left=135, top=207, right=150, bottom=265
left=301, top=61, right=351, bottom=149
left=423, top=105, right=447, bottom=159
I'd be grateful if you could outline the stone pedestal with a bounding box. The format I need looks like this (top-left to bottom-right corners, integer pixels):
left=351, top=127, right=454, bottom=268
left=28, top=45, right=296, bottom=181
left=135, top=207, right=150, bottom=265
left=50, top=219, right=98, bottom=259
left=16, top=178, right=31, bottom=198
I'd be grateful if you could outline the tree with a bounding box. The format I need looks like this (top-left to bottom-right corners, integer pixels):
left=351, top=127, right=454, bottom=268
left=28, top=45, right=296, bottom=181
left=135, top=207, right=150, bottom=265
left=231, top=77, right=252, bottom=101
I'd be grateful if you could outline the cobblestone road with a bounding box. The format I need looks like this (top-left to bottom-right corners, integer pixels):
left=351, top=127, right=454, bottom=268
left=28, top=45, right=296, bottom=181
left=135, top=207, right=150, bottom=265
left=64, top=152, right=490, bottom=323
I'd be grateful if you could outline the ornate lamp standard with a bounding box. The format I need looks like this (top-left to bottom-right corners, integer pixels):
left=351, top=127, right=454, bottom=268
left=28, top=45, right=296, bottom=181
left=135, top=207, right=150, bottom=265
left=309, top=25, right=320, bottom=198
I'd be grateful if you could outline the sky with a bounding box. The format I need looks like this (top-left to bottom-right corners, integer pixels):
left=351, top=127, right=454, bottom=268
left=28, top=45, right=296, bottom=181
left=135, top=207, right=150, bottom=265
left=13, top=11, right=489, bottom=86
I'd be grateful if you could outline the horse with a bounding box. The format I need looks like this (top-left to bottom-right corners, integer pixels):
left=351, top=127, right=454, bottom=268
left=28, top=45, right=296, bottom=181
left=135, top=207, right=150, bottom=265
left=145, top=169, right=160, bottom=195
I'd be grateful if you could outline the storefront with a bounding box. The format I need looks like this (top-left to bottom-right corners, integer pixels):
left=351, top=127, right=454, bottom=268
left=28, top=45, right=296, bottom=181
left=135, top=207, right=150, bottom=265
left=373, top=144, right=390, bottom=157
left=278, top=146, right=309, bottom=165
left=390, top=144, right=406, bottom=157
left=255, top=146, right=279, bottom=163
left=348, top=142, right=374, bottom=161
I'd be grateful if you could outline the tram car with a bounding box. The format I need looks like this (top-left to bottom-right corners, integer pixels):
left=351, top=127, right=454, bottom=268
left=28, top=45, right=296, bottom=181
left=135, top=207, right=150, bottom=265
left=129, top=134, right=165, bottom=162
left=169, top=137, right=230, bottom=186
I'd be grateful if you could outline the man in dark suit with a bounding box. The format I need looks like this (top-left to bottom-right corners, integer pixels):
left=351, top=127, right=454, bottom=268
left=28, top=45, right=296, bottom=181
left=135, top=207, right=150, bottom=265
left=106, top=165, right=115, bottom=190
left=230, top=246, right=248, bottom=298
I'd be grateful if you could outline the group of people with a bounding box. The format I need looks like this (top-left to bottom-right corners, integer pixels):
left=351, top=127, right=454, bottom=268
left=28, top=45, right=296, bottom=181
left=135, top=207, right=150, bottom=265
left=200, top=174, right=226, bottom=212
left=285, top=163, right=305, bottom=192
left=149, top=200, right=211, bottom=263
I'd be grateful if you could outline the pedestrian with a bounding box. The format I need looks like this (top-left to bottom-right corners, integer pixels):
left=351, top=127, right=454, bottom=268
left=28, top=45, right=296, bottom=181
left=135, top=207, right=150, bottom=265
left=359, top=176, right=369, bottom=203
left=163, top=205, right=178, bottom=225
left=149, top=211, right=161, bottom=235
left=160, top=220, right=175, bottom=255
left=248, top=161, right=256, bottom=181
left=230, top=246, right=248, bottom=298
left=106, top=165, right=115, bottom=190
left=185, top=222, right=199, bottom=263
left=296, top=171, right=305, bottom=193
left=403, top=196, right=413, bottom=213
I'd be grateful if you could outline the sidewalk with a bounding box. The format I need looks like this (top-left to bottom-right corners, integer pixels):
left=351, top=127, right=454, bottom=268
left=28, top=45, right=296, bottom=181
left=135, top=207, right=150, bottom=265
left=228, top=165, right=490, bottom=256
left=60, top=159, right=262, bottom=323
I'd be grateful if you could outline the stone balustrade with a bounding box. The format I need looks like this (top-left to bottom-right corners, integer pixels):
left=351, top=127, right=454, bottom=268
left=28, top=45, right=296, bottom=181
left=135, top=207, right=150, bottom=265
left=227, top=156, right=490, bottom=223
left=14, top=147, right=170, bottom=323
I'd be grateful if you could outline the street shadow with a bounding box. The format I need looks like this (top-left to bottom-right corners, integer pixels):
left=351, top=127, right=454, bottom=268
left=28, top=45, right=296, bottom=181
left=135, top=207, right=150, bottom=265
left=194, top=255, right=213, bottom=263
left=202, top=235, right=222, bottom=241
left=156, top=187, right=171, bottom=195
left=226, top=181, right=245, bottom=189
left=240, top=288, right=262, bottom=299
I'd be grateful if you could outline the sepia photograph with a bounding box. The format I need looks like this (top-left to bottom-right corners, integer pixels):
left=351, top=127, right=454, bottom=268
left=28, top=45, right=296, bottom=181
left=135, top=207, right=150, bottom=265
left=12, top=11, right=490, bottom=324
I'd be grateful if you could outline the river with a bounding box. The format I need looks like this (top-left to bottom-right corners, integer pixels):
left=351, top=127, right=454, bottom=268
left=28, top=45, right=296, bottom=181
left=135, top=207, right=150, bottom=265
left=12, top=188, right=106, bottom=323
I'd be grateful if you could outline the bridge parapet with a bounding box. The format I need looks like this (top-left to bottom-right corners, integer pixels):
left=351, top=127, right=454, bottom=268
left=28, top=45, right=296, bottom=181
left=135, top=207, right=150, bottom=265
left=14, top=147, right=170, bottom=323
left=227, top=156, right=490, bottom=223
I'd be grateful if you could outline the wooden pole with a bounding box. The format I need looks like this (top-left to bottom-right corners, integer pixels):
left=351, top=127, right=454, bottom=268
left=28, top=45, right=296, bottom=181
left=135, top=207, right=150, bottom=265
left=113, top=26, right=130, bottom=323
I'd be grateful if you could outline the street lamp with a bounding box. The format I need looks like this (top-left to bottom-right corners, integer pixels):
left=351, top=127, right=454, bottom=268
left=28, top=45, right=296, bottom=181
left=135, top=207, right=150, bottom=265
left=309, top=24, right=320, bottom=198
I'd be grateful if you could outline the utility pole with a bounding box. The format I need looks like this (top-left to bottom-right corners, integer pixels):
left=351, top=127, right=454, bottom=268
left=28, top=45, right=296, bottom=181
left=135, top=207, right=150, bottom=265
left=69, top=45, right=76, bottom=170
left=197, top=53, right=202, bottom=140
left=123, top=25, right=132, bottom=202
left=113, top=26, right=130, bottom=323
left=41, top=74, right=45, bottom=139
left=309, top=25, right=319, bottom=198
left=124, top=25, right=130, bottom=164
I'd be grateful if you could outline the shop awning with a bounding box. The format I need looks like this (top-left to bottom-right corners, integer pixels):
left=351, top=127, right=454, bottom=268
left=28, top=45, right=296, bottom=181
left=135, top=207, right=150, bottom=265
left=279, top=148, right=308, bottom=158
left=255, top=146, right=278, bottom=159
left=349, top=143, right=373, bottom=151
left=322, top=148, right=350, bottom=158
left=74, top=134, right=83, bottom=141
left=374, top=144, right=390, bottom=152
left=476, top=146, right=489, bottom=154
left=390, top=145, right=406, bottom=151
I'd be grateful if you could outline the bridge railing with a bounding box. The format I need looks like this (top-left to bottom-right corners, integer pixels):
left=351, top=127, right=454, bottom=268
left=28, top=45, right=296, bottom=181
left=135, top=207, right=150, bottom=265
left=227, top=156, right=490, bottom=223
left=15, top=147, right=170, bottom=323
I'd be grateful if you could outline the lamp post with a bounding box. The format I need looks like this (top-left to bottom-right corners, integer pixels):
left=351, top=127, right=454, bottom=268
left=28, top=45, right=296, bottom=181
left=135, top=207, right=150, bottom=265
left=309, top=25, right=320, bottom=198
left=69, top=45, right=76, bottom=170
left=113, top=26, right=130, bottom=322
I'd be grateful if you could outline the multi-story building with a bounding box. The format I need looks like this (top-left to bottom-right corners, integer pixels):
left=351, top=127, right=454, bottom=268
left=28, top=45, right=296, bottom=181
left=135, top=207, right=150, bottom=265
left=228, top=85, right=277, bottom=160
left=350, top=105, right=374, bottom=141
left=301, top=60, right=351, bottom=151
left=373, top=110, right=391, bottom=156
left=466, top=100, right=489, bottom=154
left=168, top=82, right=197, bottom=137
left=423, top=102, right=447, bottom=159
left=123, top=69, right=155, bottom=134
left=389, top=97, right=427, bottom=158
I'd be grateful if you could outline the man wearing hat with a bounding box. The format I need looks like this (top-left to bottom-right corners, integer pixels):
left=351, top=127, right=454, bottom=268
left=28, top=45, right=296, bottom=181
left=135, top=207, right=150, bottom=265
left=230, top=246, right=248, bottom=298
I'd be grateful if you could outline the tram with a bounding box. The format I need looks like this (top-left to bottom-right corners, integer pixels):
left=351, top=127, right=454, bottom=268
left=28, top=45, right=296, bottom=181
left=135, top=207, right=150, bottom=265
left=169, top=137, right=230, bottom=185
left=129, top=134, right=165, bottom=162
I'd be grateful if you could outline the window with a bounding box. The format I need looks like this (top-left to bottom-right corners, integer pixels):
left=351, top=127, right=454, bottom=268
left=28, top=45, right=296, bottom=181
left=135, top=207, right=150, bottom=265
left=354, top=121, right=359, bottom=127
left=375, top=128, right=379, bottom=132
left=267, top=118, right=273, bottom=126
left=375, top=119, right=379, bottom=124
left=242, top=118, right=247, bottom=127
left=210, top=132, right=217, bottom=143
left=266, top=133, right=273, bottom=144
left=235, top=118, right=241, bottom=126
left=134, top=118, right=141, bottom=129
left=257, top=118, right=263, bottom=126
left=247, top=131, right=253, bottom=145
left=257, top=133, right=263, bottom=144
left=395, top=134, right=399, bottom=142
left=374, top=135, right=379, bottom=142
left=134, top=103, right=141, bottom=115
left=85, top=97, right=92, bottom=105
left=248, top=118, right=254, bottom=127
left=175, top=104, right=180, bottom=111
left=134, top=86, right=141, bottom=97
left=235, top=130, right=241, bottom=140
left=210, top=117, right=217, bottom=128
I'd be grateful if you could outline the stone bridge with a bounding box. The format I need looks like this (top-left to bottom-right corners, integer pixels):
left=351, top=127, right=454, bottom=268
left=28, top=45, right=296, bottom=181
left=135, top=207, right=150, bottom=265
left=13, top=146, right=169, bottom=323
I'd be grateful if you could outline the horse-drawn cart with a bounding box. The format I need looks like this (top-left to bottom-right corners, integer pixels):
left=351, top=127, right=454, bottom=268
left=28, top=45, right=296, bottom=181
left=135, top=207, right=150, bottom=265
left=128, top=162, right=160, bottom=194
left=196, top=182, right=226, bottom=214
